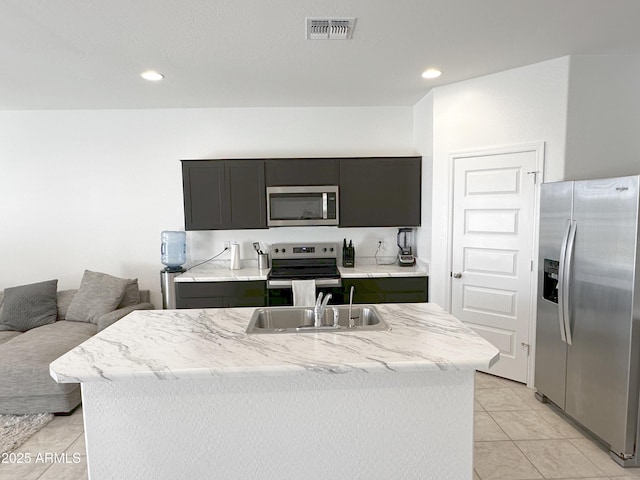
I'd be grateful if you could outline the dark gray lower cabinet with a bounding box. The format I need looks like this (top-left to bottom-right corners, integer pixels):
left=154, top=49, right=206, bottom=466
left=182, top=159, right=266, bottom=230
left=339, top=157, right=421, bottom=227
left=175, top=277, right=426, bottom=309
left=342, top=277, right=428, bottom=304
left=176, top=281, right=267, bottom=308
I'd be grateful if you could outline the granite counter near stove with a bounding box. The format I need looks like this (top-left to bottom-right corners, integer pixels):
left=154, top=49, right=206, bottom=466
left=339, top=257, right=428, bottom=278
left=175, top=257, right=428, bottom=283
left=175, top=261, right=269, bottom=282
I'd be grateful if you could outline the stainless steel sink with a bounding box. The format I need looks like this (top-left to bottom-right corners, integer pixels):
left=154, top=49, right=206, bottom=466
left=246, top=305, right=390, bottom=334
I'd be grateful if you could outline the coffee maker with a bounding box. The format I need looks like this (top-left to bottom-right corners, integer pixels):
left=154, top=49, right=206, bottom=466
left=397, top=228, right=416, bottom=266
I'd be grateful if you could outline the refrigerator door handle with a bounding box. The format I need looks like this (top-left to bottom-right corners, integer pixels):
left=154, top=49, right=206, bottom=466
left=563, top=220, right=577, bottom=346
left=557, top=219, right=572, bottom=343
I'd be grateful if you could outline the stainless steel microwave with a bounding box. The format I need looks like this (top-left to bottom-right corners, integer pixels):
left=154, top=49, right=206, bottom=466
left=266, top=186, right=339, bottom=226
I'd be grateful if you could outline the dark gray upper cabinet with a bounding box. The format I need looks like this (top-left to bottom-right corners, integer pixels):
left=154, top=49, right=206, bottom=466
left=182, top=156, right=421, bottom=230
left=182, top=160, right=226, bottom=230
left=182, top=159, right=266, bottom=230
left=225, top=160, right=266, bottom=228
left=265, top=158, right=339, bottom=186
left=339, top=157, right=422, bottom=227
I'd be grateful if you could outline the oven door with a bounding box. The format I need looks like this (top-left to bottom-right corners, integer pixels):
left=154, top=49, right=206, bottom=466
left=267, top=186, right=338, bottom=227
left=266, top=278, right=342, bottom=306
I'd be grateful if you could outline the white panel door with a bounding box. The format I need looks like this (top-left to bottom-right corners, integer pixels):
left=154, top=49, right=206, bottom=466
left=451, top=149, right=538, bottom=383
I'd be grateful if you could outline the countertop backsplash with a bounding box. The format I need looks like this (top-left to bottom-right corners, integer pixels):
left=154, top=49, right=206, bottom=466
left=184, top=227, right=418, bottom=267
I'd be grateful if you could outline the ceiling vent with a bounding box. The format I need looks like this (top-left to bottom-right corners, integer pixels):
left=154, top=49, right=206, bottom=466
left=306, top=17, right=356, bottom=40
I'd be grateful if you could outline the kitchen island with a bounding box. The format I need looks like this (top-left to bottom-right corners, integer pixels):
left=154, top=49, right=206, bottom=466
left=50, top=303, right=498, bottom=480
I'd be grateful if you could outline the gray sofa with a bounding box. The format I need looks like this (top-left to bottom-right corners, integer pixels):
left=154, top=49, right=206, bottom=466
left=0, top=288, right=153, bottom=414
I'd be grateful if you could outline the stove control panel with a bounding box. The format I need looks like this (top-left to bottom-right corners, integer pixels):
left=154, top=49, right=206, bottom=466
left=271, top=242, right=338, bottom=259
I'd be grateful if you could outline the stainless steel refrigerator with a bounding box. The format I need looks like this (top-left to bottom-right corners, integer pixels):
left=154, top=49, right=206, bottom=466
left=535, top=175, right=640, bottom=466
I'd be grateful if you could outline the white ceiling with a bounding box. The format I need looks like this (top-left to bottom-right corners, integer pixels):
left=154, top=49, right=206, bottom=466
left=3, top=0, right=640, bottom=110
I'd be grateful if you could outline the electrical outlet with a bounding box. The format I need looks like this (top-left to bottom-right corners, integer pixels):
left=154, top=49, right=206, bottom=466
left=223, top=241, right=230, bottom=249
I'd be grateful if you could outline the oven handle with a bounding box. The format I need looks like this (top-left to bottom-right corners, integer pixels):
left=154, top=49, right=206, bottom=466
left=267, top=278, right=342, bottom=289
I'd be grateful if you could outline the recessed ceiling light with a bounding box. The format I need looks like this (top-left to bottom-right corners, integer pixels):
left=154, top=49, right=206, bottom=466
left=140, top=70, right=164, bottom=81
left=421, top=68, right=442, bottom=79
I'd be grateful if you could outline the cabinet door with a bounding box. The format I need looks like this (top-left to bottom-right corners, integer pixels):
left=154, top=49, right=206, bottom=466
left=182, top=161, right=226, bottom=230
left=343, top=277, right=428, bottom=304
left=182, top=159, right=266, bottom=230
left=265, top=159, right=339, bottom=186
left=226, top=160, right=266, bottom=229
left=176, top=281, right=267, bottom=309
left=179, top=297, right=226, bottom=308
left=339, top=157, right=421, bottom=227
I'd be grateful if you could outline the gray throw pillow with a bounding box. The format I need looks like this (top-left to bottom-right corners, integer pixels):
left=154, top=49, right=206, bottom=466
left=118, top=279, right=140, bottom=308
left=66, top=270, right=130, bottom=324
left=0, top=279, right=58, bottom=332
left=56, top=289, right=78, bottom=320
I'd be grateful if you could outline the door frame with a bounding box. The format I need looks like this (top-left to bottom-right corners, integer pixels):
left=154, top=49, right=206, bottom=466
left=446, top=142, right=545, bottom=386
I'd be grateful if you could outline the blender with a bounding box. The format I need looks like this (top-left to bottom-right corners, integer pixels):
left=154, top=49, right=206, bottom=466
left=397, top=228, right=416, bottom=266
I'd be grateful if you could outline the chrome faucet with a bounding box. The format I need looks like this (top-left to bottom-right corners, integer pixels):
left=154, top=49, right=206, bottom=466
left=314, top=292, right=333, bottom=327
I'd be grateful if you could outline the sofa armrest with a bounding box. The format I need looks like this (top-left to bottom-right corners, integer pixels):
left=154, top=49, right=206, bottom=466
left=96, top=303, right=155, bottom=332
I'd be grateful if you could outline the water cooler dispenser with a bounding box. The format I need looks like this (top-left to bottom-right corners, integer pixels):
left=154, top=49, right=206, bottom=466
left=542, top=259, right=559, bottom=304
left=160, top=231, right=186, bottom=309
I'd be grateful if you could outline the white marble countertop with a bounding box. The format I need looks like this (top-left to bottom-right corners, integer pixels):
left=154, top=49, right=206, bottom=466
left=175, top=258, right=428, bottom=282
left=50, top=303, right=498, bottom=384
left=338, top=259, right=428, bottom=278
left=175, top=262, right=269, bottom=282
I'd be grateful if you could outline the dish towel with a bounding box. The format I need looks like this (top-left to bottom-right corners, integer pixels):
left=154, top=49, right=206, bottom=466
left=292, top=280, right=316, bottom=307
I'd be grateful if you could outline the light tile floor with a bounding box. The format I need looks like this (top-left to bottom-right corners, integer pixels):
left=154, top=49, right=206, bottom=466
left=0, top=406, right=86, bottom=480
left=474, top=371, right=640, bottom=480
left=3, top=373, right=640, bottom=479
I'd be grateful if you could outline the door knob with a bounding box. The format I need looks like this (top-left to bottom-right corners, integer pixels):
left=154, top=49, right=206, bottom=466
left=452, top=272, right=462, bottom=279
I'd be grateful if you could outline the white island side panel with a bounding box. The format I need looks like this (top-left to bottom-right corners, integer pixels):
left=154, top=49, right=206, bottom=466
left=82, top=369, right=475, bottom=480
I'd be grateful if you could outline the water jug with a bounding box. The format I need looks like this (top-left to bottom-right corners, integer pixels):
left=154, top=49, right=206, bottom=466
left=161, top=231, right=186, bottom=270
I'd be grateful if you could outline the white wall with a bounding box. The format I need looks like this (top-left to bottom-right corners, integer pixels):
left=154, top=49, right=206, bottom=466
left=0, top=107, right=414, bottom=307
left=565, top=55, right=640, bottom=180
left=426, top=57, right=570, bottom=308
left=412, top=91, right=434, bottom=267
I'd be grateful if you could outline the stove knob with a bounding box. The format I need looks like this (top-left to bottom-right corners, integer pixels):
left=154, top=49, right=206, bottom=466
left=282, top=248, right=286, bottom=253
left=329, top=247, right=334, bottom=252
left=274, top=248, right=279, bottom=253
left=323, top=247, right=327, bottom=252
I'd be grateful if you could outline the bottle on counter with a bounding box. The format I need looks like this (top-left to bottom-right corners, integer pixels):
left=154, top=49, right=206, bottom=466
left=230, top=243, right=241, bottom=270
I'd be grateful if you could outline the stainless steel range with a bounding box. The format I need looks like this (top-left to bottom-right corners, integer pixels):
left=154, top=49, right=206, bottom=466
left=267, top=242, right=341, bottom=306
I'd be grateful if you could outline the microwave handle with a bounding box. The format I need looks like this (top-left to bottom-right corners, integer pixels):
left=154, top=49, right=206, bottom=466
left=322, top=193, right=328, bottom=220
